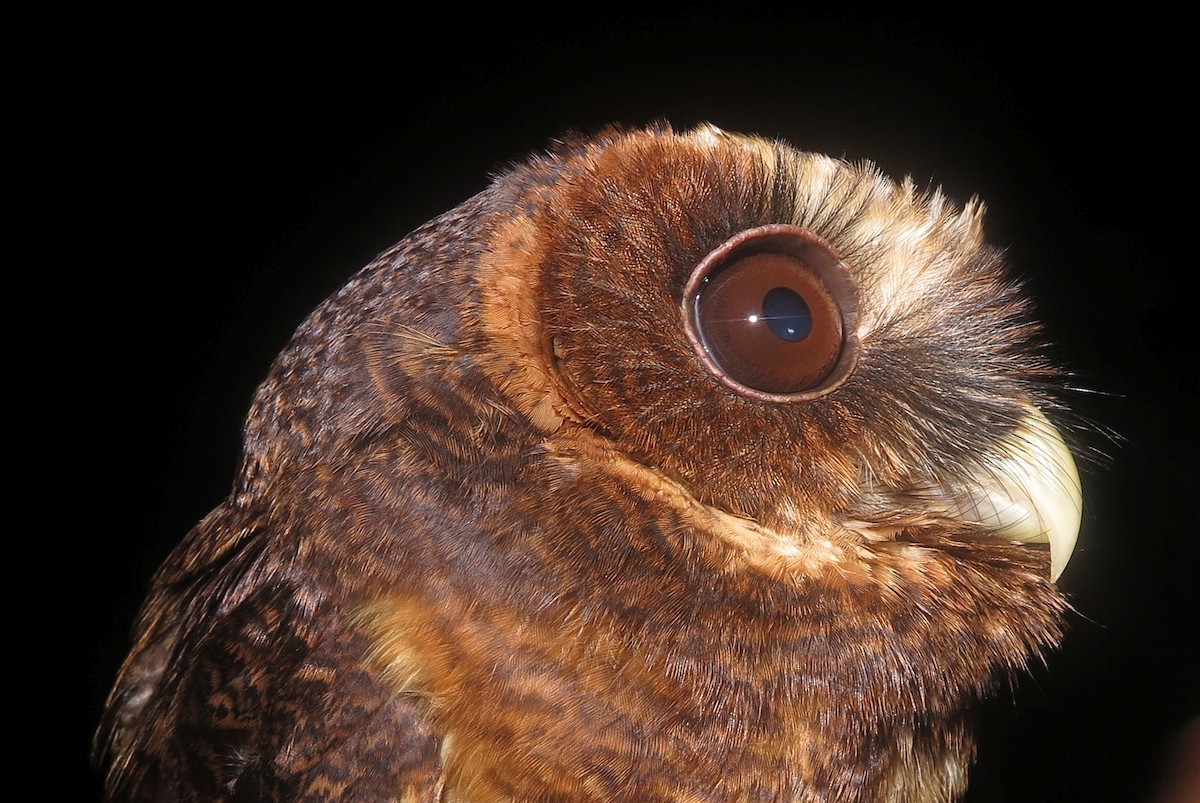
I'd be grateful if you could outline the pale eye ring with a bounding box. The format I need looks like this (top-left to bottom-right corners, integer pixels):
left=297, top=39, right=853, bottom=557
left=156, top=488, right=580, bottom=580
left=682, top=224, right=860, bottom=401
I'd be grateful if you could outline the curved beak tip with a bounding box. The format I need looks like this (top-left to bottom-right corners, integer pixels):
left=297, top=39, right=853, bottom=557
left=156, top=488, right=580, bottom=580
left=951, top=406, right=1082, bottom=582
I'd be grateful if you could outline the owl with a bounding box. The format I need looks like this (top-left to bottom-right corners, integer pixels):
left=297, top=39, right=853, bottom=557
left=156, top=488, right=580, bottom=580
left=96, top=124, right=1082, bottom=802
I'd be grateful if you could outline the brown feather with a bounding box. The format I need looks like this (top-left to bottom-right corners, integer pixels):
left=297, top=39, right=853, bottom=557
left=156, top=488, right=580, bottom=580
left=97, top=125, right=1071, bottom=802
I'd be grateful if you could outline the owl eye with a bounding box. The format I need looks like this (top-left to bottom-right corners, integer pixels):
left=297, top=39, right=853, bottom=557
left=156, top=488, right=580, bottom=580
left=683, top=224, right=859, bottom=401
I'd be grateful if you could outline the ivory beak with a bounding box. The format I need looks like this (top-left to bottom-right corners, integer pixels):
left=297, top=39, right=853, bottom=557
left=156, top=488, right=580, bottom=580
left=949, top=406, right=1082, bottom=582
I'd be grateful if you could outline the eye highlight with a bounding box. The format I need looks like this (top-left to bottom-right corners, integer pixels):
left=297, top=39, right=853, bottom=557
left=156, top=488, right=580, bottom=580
left=683, top=224, right=860, bottom=401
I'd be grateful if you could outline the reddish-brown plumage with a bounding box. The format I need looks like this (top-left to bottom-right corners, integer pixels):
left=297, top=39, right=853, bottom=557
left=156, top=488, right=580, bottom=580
left=97, top=125, right=1074, bottom=801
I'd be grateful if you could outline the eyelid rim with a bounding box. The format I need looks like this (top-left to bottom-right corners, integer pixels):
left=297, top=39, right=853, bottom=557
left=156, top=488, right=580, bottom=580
left=681, top=223, right=861, bottom=403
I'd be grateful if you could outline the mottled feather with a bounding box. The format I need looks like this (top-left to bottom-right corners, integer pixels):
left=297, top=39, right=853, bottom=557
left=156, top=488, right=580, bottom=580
left=97, top=125, right=1076, bottom=802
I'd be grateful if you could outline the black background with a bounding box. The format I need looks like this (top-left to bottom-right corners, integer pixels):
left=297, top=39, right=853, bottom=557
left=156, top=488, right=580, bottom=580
left=79, top=10, right=1196, bottom=801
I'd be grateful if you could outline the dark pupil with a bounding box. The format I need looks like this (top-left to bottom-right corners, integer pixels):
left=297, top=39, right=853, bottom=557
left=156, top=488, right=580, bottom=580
left=761, top=287, right=812, bottom=342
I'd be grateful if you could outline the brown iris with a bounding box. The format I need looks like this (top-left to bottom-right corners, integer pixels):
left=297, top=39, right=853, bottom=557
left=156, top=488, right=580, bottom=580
left=683, top=225, right=859, bottom=401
